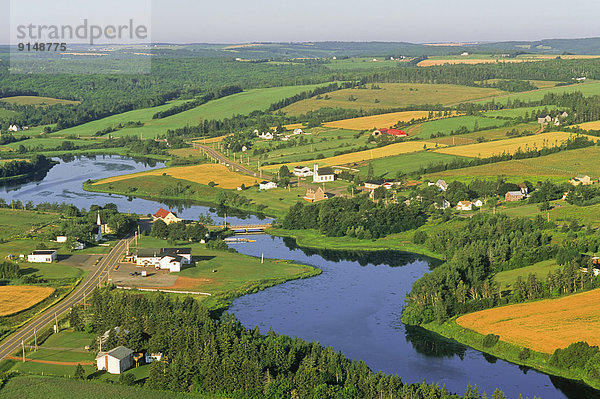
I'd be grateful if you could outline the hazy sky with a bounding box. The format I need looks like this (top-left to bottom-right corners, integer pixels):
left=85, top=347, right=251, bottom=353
left=2, top=0, right=600, bottom=44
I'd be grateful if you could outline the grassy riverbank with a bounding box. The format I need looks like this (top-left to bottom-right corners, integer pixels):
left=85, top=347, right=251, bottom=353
left=269, top=227, right=444, bottom=258
left=422, top=319, right=600, bottom=391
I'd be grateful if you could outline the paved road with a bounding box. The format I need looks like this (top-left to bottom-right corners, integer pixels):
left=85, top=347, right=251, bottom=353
left=0, top=237, right=133, bottom=361
left=193, top=143, right=272, bottom=179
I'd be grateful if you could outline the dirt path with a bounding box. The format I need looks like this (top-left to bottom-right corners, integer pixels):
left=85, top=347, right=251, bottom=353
left=6, top=356, right=94, bottom=366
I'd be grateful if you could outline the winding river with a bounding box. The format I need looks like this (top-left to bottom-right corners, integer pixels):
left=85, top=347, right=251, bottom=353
left=1, top=156, right=596, bottom=399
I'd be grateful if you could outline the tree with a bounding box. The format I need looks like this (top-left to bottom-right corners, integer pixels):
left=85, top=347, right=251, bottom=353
left=151, top=219, right=169, bottom=239
left=367, top=162, right=374, bottom=179
left=279, top=165, right=292, bottom=179
left=74, top=363, right=85, bottom=380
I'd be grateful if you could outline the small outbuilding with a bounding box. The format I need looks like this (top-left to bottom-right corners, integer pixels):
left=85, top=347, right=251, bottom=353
left=28, top=250, right=57, bottom=263
left=96, top=346, right=134, bottom=374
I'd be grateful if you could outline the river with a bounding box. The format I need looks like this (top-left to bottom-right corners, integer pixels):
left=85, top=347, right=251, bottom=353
left=1, top=156, right=595, bottom=399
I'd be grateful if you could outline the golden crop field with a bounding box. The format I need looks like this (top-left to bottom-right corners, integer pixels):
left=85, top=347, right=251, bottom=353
left=281, top=83, right=505, bottom=115
left=323, top=111, right=458, bottom=131
left=434, top=132, right=597, bottom=158
left=417, top=59, right=532, bottom=67
left=457, top=288, right=600, bottom=354
left=94, top=164, right=257, bottom=190
left=573, top=120, right=600, bottom=131
left=0, top=286, right=54, bottom=316
left=283, top=123, right=305, bottom=130
left=193, top=134, right=232, bottom=144
left=263, top=141, right=443, bottom=171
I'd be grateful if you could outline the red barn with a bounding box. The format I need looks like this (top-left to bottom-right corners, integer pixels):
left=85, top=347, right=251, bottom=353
left=386, top=129, right=407, bottom=137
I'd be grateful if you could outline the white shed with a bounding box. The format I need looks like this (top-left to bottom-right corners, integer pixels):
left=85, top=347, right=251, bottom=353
left=28, top=250, right=57, bottom=263
left=96, top=346, right=134, bottom=374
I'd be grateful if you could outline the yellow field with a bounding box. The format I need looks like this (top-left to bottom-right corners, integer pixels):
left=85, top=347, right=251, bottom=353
left=418, top=59, right=532, bottom=67
left=323, top=111, right=456, bottom=130
left=263, top=141, right=443, bottom=171
left=573, top=121, right=600, bottom=131
left=0, top=96, right=80, bottom=106
left=193, top=134, right=231, bottom=144
left=457, top=288, right=600, bottom=354
left=434, top=132, right=596, bottom=158
left=283, top=123, right=305, bottom=130
left=0, top=286, right=54, bottom=316
left=94, top=164, right=257, bottom=189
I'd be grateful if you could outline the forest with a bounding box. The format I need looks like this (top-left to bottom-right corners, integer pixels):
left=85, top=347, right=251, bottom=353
left=282, top=196, right=427, bottom=239
left=63, top=288, right=508, bottom=399
left=0, top=155, right=54, bottom=180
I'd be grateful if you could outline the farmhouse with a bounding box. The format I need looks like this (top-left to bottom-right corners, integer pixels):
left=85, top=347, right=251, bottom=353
left=293, top=128, right=304, bottom=135
left=313, top=164, right=335, bottom=183
left=8, top=124, right=20, bottom=132
left=473, top=199, right=484, bottom=207
left=517, top=182, right=529, bottom=195
left=96, top=346, right=134, bottom=374
left=372, top=128, right=407, bottom=137
left=569, top=175, right=593, bottom=186
left=364, top=180, right=384, bottom=190
left=428, top=179, right=448, bottom=191
left=27, top=250, right=57, bottom=263
left=456, top=201, right=472, bottom=211
left=304, top=187, right=328, bottom=203
left=293, top=166, right=313, bottom=177
left=258, top=132, right=273, bottom=140
left=505, top=191, right=525, bottom=202
left=259, top=181, right=277, bottom=190
left=134, top=248, right=192, bottom=272
left=153, top=208, right=183, bottom=225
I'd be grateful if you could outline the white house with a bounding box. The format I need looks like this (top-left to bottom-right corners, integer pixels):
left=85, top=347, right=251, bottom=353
left=259, top=181, right=277, bottom=190
left=457, top=201, right=473, bottom=211
left=145, top=352, right=163, bottom=363
left=153, top=208, right=183, bottom=225
left=313, top=164, right=335, bottom=183
left=28, top=250, right=57, bottom=263
left=364, top=180, right=384, bottom=190
left=293, top=166, right=313, bottom=177
left=473, top=200, right=484, bottom=207
left=56, top=236, right=68, bottom=243
left=8, top=124, right=20, bottom=132
left=293, top=128, right=304, bottom=135
left=258, top=132, right=273, bottom=140
left=96, top=346, right=134, bottom=374
left=428, top=180, right=448, bottom=191
left=134, top=248, right=192, bottom=273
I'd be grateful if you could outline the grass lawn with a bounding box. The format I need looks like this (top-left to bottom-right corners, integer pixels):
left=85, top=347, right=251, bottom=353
left=494, top=260, right=561, bottom=290
left=282, top=83, right=505, bottom=115
left=131, top=236, right=320, bottom=307
left=428, top=122, right=539, bottom=146
left=0, top=375, right=218, bottom=399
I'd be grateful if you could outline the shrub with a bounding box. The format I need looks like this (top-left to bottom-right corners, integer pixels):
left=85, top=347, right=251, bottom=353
left=518, top=347, right=531, bottom=361
left=482, top=334, right=500, bottom=348
left=119, top=373, right=135, bottom=385
left=413, top=230, right=428, bottom=245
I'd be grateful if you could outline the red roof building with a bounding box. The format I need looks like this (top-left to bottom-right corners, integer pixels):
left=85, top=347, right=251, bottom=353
left=385, top=129, right=407, bottom=137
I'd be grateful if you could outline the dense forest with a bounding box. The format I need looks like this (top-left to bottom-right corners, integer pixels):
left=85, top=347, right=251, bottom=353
left=0, top=155, right=54, bottom=180
left=283, top=196, right=427, bottom=239
left=65, top=288, right=509, bottom=399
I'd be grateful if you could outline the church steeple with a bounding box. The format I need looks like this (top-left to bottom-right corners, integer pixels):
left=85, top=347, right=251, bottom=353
left=97, top=211, right=102, bottom=226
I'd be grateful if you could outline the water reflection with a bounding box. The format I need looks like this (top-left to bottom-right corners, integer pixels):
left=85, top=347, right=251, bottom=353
left=404, top=325, right=466, bottom=360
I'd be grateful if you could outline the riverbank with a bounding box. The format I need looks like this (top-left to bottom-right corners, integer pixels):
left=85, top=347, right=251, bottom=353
left=268, top=227, right=444, bottom=258
left=421, top=319, right=600, bottom=392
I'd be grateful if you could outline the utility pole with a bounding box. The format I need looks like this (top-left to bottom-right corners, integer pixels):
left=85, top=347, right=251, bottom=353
left=22, top=340, right=25, bottom=363
left=34, top=328, right=37, bottom=350
left=261, top=253, right=264, bottom=264
left=54, top=312, right=58, bottom=333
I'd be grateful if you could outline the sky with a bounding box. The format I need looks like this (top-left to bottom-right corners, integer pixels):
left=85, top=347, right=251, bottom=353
left=2, top=0, right=600, bottom=44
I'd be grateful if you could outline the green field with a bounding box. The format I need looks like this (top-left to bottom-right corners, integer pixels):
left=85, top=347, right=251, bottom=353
left=483, top=106, right=558, bottom=119
left=494, top=260, right=561, bottom=290
left=356, top=151, right=464, bottom=178
left=252, top=127, right=372, bottom=165
left=474, top=81, right=600, bottom=105
left=428, top=122, right=540, bottom=146
left=414, top=115, right=509, bottom=138
left=0, top=209, right=60, bottom=240
left=325, top=57, right=412, bottom=70
left=48, top=84, right=328, bottom=139
left=0, top=375, right=217, bottom=399
left=282, top=83, right=506, bottom=115
left=0, top=108, right=18, bottom=118
left=0, top=96, right=80, bottom=106
left=425, top=146, right=600, bottom=183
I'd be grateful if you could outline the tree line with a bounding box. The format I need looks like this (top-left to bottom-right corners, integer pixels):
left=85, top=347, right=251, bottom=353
left=66, top=288, right=509, bottom=399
